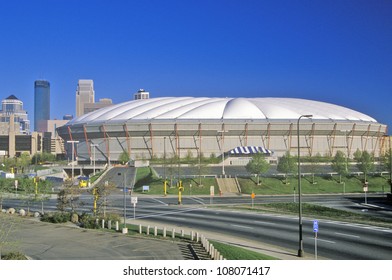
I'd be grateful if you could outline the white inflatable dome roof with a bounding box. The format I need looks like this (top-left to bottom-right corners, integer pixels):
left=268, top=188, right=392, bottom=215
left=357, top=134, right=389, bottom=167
left=69, top=97, right=377, bottom=125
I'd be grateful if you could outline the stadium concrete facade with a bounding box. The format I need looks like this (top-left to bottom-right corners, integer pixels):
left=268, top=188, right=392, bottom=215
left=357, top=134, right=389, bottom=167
left=57, top=97, right=388, bottom=163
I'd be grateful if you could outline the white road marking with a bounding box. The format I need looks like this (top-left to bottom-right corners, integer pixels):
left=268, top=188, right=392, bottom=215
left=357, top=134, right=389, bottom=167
left=169, top=217, right=186, bottom=220
left=253, top=221, right=276, bottom=226
left=309, top=237, right=336, bottom=244
left=188, top=197, right=206, bottom=205
left=150, top=198, right=168, bottom=206
left=334, top=232, right=360, bottom=239
left=230, top=224, right=254, bottom=230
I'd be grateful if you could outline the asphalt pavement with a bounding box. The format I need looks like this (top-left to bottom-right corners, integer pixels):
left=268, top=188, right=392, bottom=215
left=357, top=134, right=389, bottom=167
left=2, top=216, right=185, bottom=260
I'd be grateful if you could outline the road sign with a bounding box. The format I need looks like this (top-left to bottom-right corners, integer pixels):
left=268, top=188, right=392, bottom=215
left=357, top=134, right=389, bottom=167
left=313, top=220, right=319, bottom=233
left=131, top=197, right=138, bottom=205
left=251, top=192, right=256, bottom=199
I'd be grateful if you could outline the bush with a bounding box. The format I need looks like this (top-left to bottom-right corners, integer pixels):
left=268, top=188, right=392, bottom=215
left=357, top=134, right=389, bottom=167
left=71, top=213, right=79, bottom=223
left=41, top=212, right=71, bottom=223
left=79, top=213, right=100, bottom=229
left=2, top=251, right=28, bottom=260
left=104, top=213, right=121, bottom=224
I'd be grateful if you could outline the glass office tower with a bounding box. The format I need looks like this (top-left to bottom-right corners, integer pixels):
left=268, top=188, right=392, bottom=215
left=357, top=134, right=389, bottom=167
left=34, top=80, right=50, bottom=132
left=76, top=79, right=95, bottom=117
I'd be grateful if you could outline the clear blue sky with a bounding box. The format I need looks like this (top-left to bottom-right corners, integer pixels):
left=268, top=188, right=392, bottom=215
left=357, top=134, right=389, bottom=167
left=1, top=0, right=391, bottom=129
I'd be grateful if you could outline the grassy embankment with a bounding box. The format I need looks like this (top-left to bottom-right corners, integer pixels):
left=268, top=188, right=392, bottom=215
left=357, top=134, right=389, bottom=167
left=133, top=166, right=391, bottom=196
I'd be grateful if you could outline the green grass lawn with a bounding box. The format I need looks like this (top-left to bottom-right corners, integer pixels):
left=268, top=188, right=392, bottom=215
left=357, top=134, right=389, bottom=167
left=226, top=202, right=392, bottom=228
left=134, top=166, right=220, bottom=195
left=237, top=174, right=390, bottom=195
left=133, top=166, right=390, bottom=196
left=210, top=241, right=278, bottom=260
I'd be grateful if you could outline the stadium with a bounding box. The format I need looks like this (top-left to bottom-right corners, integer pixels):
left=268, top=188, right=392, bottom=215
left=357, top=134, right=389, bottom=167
left=57, top=97, right=388, bottom=164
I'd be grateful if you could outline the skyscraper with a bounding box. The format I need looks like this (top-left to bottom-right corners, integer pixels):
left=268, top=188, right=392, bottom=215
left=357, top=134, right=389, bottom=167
left=0, top=95, right=30, bottom=135
left=76, top=79, right=95, bottom=117
left=34, top=80, right=50, bottom=132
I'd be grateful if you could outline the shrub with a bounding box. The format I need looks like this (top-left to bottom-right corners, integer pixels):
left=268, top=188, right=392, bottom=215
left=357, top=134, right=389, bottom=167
left=41, top=212, right=70, bottom=223
left=105, top=213, right=121, bottom=224
left=71, top=213, right=79, bottom=223
left=2, top=251, right=28, bottom=260
left=79, top=213, right=100, bottom=229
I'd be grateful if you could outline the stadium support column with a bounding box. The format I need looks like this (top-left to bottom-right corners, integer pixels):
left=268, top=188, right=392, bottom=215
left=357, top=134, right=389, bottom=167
left=175, top=123, right=179, bottom=158
left=373, top=125, right=383, bottom=156
left=198, top=123, right=202, bottom=156
left=348, top=124, right=356, bottom=158
left=149, top=123, right=154, bottom=158
left=67, top=140, right=79, bottom=183
left=124, top=124, right=131, bottom=158
left=102, top=125, right=110, bottom=164
left=308, top=123, right=315, bottom=156
left=329, top=123, right=337, bottom=156
left=362, top=124, right=371, bottom=151
left=83, top=125, right=92, bottom=164
left=218, top=125, right=228, bottom=176
left=198, top=123, right=202, bottom=186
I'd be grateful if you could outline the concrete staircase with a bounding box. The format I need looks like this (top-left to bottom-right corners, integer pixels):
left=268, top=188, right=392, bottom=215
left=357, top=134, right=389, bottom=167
left=216, top=177, right=241, bottom=195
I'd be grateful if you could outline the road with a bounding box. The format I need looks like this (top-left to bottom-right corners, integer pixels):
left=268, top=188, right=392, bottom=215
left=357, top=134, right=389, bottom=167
left=4, top=192, right=392, bottom=260
left=3, top=164, right=392, bottom=260
left=128, top=203, right=392, bottom=260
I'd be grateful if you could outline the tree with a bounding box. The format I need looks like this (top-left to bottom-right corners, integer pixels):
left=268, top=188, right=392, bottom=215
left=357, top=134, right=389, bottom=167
left=353, top=149, right=362, bottom=162
left=19, top=177, right=36, bottom=215
left=17, top=152, right=31, bottom=174
left=331, top=151, right=349, bottom=183
left=34, top=178, right=52, bottom=214
left=382, top=150, right=392, bottom=173
left=118, top=151, right=130, bottom=165
left=356, top=150, right=375, bottom=183
left=31, top=152, right=56, bottom=165
left=245, top=153, right=270, bottom=185
left=91, top=181, right=116, bottom=217
left=308, top=153, right=322, bottom=184
left=277, top=152, right=296, bottom=184
left=57, top=180, right=81, bottom=213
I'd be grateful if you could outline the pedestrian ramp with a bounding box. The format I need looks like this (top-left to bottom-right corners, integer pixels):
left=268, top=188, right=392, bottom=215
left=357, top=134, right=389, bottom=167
left=216, top=177, right=241, bottom=195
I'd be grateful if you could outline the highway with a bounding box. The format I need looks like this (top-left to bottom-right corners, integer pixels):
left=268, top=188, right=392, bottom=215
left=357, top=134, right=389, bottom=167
left=103, top=193, right=392, bottom=260
left=4, top=192, right=392, bottom=260
left=3, top=164, right=392, bottom=260
left=128, top=203, right=392, bottom=260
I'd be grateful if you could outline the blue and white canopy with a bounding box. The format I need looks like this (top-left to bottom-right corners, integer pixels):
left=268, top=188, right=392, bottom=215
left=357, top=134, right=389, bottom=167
left=229, top=146, right=273, bottom=155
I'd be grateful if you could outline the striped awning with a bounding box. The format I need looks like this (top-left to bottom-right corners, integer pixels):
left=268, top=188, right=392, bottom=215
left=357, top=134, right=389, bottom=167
left=229, top=146, right=273, bottom=155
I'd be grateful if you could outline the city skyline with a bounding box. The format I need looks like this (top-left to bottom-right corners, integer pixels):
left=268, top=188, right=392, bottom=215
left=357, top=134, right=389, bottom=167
left=0, top=1, right=391, bottom=129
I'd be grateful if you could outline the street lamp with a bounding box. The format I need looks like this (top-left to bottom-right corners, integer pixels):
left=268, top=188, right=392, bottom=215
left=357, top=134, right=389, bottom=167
left=297, top=114, right=312, bottom=258
left=118, top=170, right=128, bottom=234
left=389, top=136, right=392, bottom=194
left=67, top=140, right=79, bottom=183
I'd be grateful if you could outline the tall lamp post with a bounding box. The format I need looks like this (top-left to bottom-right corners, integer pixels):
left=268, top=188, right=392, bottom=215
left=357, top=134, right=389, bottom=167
left=118, top=170, right=128, bottom=234
left=297, top=114, right=312, bottom=257
left=389, top=136, right=392, bottom=194
left=67, top=140, right=79, bottom=183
